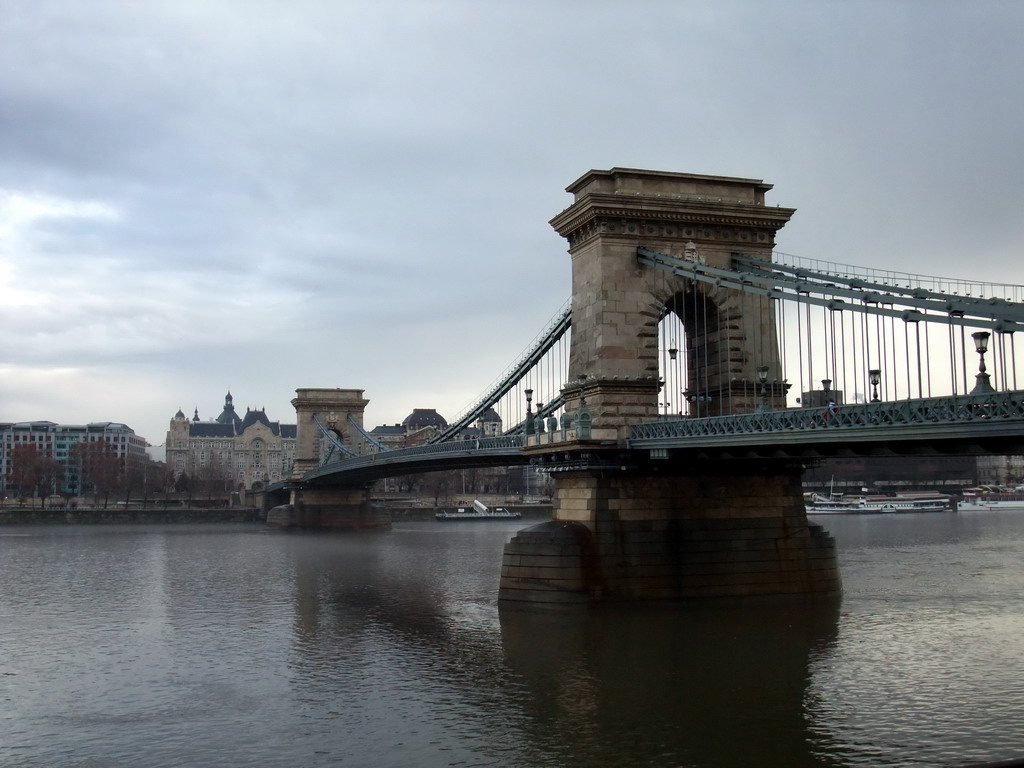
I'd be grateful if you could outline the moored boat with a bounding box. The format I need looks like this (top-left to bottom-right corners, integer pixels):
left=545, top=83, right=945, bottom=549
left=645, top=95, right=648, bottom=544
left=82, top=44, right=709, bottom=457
left=959, top=487, right=1024, bottom=511
left=806, top=491, right=952, bottom=515
left=435, top=499, right=522, bottom=521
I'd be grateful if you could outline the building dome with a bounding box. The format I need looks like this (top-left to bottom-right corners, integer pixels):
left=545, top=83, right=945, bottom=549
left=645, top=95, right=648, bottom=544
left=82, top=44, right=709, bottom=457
left=476, top=407, right=502, bottom=437
left=216, top=390, right=242, bottom=430
left=402, top=408, right=448, bottom=431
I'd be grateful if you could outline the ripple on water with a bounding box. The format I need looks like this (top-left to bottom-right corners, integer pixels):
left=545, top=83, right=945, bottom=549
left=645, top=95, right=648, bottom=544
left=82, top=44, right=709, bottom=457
left=2, top=520, right=1024, bottom=767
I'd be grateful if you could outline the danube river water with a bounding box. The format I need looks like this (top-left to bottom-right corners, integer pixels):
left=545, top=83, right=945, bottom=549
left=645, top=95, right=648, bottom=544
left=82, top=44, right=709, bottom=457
left=1, top=511, right=1023, bottom=768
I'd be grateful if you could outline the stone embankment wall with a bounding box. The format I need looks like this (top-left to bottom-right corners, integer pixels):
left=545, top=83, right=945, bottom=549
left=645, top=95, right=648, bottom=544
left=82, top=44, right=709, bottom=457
left=388, top=505, right=552, bottom=522
left=0, top=504, right=552, bottom=526
left=0, top=507, right=265, bottom=525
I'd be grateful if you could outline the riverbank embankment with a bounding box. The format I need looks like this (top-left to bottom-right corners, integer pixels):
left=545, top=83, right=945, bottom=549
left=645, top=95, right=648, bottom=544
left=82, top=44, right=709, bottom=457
left=0, top=507, right=265, bottom=525
left=0, top=505, right=553, bottom=525
left=387, top=505, right=552, bottom=521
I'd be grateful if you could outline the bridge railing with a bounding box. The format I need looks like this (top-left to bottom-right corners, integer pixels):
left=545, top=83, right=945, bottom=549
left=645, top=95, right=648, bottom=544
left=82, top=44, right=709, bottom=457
left=311, top=434, right=527, bottom=475
left=628, top=391, right=1024, bottom=444
left=295, top=393, right=1024, bottom=484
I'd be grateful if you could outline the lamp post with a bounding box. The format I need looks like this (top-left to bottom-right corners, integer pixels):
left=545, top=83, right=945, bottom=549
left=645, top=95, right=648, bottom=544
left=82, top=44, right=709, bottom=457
left=520, top=385, right=537, bottom=489
left=971, top=331, right=995, bottom=395
left=524, top=388, right=534, bottom=435
left=868, top=369, right=881, bottom=402
left=575, top=375, right=592, bottom=439
left=756, top=366, right=770, bottom=413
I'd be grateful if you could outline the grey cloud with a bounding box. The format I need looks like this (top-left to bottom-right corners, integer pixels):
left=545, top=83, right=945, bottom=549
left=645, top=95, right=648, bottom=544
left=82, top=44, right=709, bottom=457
left=3, top=0, right=1024, bottom=442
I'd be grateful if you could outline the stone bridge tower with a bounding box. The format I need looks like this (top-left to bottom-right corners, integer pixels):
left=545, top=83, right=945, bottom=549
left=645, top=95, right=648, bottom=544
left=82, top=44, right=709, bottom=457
left=291, top=388, right=370, bottom=477
left=277, top=388, right=387, bottom=530
left=550, top=168, right=795, bottom=434
left=499, top=169, right=839, bottom=606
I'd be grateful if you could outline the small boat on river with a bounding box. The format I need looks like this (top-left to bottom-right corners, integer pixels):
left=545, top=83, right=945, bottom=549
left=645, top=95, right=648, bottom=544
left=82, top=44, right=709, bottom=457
left=959, top=487, right=1024, bottom=511
left=435, top=500, right=522, bottom=521
left=806, top=491, right=952, bottom=515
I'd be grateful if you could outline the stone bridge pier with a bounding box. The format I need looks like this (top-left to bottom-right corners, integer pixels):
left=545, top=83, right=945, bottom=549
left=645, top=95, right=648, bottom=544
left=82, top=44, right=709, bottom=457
left=270, top=388, right=389, bottom=530
left=498, top=169, right=840, bottom=605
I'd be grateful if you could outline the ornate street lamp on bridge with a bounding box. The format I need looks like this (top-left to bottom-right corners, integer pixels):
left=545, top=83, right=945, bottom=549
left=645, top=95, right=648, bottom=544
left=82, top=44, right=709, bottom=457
left=524, top=388, right=534, bottom=436
left=755, top=366, right=770, bottom=413
left=971, top=331, right=996, bottom=395
left=869, top=369, right=881, bottom=402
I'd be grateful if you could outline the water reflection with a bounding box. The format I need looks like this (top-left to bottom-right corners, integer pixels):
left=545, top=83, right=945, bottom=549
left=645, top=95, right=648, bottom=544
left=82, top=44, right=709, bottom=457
left=279, top=526, right=846, bottom=767
left=3, top=519, right=1022, bottom=768
left=499, top=601, right=841, bottom=768
left=816, top=511, right=990, bottom=550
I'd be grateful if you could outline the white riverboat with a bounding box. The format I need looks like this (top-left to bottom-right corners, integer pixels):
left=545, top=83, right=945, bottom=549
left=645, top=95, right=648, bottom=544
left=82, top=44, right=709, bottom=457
left=959, top=488, right=1024, bottom=511
left=806, top=491, right=952, bottom=515
left=435, top=499, right=522, bottom=521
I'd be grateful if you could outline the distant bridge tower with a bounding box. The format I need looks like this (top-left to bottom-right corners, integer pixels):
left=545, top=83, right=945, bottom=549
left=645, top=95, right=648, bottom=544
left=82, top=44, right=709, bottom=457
left=282, top=388, right=387, bottom=530
left=500, top=169, right=839, bottom=605
left=291, top=388, right=370, bottom=476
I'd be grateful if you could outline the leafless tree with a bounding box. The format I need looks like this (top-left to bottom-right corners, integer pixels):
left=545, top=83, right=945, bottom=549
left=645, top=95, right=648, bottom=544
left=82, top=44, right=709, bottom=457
left=7, top=444, right=60, bottom=505
left=72, top=441, right=123, bottom=509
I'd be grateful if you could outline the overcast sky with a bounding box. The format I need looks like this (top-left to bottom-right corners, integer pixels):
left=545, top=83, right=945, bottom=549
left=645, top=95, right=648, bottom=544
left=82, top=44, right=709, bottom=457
left=2, top=0, right=1023, bottom=450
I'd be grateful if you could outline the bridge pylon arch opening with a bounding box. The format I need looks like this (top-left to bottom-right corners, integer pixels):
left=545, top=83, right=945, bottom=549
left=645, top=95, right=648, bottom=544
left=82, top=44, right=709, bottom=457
left=654, top=276, right=790, bottom=420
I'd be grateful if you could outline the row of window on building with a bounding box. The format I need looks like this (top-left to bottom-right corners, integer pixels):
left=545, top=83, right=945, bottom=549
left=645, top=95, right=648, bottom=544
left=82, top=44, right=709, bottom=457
left=165, top=394, right=298, bottom=490
left=0, top=421, right=149, bottom=495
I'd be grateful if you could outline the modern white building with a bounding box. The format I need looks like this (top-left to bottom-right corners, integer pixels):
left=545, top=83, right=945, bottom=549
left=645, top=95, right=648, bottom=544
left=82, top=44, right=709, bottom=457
left=0, top=420, right=149, bottom=496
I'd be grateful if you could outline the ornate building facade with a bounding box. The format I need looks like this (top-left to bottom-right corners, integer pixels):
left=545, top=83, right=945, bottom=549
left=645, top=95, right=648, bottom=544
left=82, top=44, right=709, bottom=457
left=165, top=392, right=297, bottom=490
left=368, top=407, right=502, bottom=448
left=976, top=454, right=1024, bottom=488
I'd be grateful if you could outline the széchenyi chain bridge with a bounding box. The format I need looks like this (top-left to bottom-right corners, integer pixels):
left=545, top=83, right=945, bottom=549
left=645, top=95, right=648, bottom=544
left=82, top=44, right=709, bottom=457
left=267, top=168, right=1024, bottom=607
